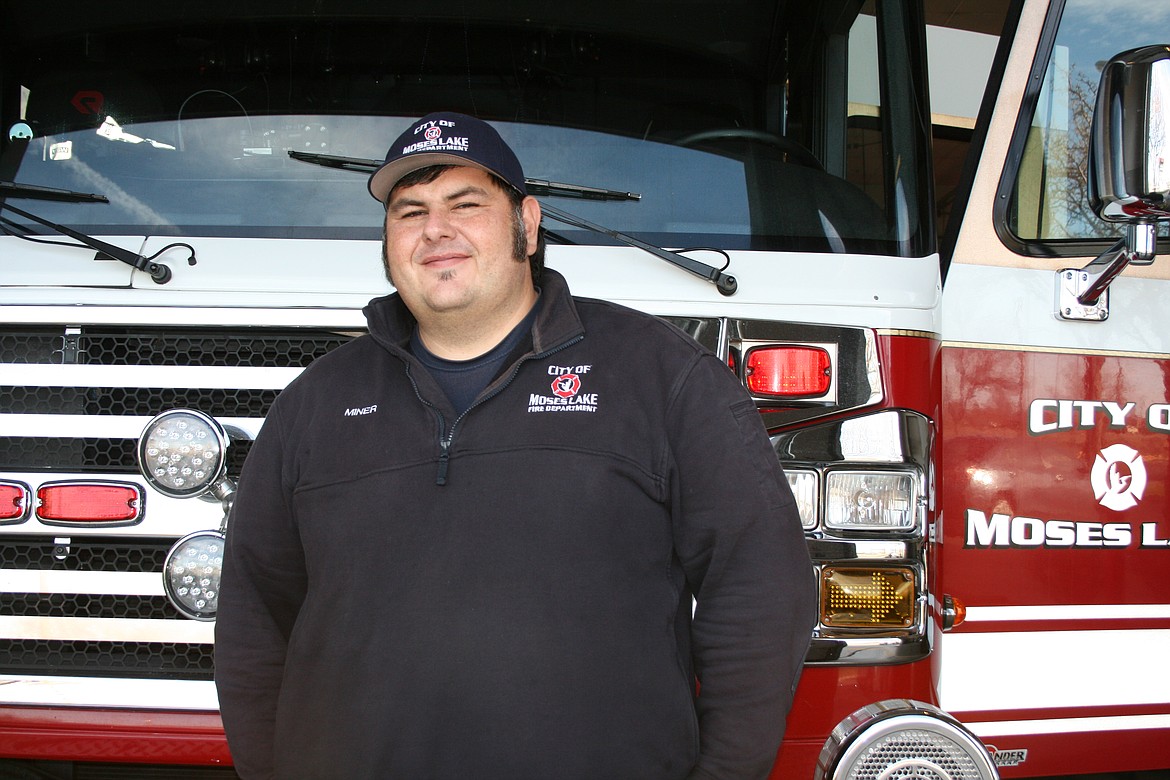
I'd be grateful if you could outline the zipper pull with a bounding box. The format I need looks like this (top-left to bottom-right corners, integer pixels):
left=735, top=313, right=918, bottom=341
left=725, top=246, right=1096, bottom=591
left=436, top=439, right=451, bottom=486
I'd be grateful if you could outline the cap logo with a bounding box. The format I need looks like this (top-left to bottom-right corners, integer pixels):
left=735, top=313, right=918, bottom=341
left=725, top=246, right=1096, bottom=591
left=400, top=120, right=470, bottom=156
left=369, top=111, right=527, bottom=201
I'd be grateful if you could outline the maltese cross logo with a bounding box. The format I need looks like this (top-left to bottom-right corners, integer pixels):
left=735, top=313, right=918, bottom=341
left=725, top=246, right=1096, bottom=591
left=1091, top=444, right=1147, bottom=511
left=551, top=374, right=581, bottom=399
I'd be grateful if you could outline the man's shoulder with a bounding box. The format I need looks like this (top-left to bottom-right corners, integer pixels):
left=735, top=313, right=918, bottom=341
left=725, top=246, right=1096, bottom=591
left=277, top=334, right=391, bottom=398
left=571, top=295, right=706, bottom=356
left=302, top=332, right=383, bottom=370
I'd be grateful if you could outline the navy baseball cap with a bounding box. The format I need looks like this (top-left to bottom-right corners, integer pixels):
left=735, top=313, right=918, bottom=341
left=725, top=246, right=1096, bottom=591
left=368, top=112, right=528, bottom=203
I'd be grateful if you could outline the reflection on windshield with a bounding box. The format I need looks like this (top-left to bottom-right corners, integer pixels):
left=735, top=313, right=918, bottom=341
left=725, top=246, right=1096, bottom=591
left=12, top=116, right=734, bottom=238
left=3, top=2, right=929, bottom=254
left=11, top=115, right=891, bottom=250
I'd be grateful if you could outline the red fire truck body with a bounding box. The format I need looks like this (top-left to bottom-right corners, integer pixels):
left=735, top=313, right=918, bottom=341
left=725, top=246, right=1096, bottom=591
left=933, top=0, right=1170, bottom=772
left=0, top=0, right=1167, bottom=778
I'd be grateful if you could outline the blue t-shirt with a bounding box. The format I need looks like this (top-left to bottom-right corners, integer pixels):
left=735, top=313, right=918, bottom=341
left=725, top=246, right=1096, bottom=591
left=410, top=300, right=539, bottom=416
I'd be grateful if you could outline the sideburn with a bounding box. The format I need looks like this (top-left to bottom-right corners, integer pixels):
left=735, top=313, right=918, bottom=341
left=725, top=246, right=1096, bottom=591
left=510, top=202, right=529, bottom=263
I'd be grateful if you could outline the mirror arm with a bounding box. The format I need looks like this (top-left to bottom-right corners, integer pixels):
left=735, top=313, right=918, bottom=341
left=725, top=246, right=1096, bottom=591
left=1077, top=223, right=1156, bottom=306
left=1074, top=238, right=1129, bottom=307
left=1057, top=224, right=1156, bottom=322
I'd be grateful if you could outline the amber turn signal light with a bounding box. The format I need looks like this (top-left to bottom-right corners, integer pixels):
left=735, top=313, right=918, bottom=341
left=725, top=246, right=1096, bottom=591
left=820, top=566, right=916, bottom=628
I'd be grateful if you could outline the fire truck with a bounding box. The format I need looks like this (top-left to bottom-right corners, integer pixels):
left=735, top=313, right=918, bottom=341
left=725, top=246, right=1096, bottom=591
left=1, top=0, right=1167, bottom=778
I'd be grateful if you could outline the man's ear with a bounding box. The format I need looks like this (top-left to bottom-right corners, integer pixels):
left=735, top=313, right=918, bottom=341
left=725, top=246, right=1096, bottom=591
left=522, top=196, right=542, bottom=256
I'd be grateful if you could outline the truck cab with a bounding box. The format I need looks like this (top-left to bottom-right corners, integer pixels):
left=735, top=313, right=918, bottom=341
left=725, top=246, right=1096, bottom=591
left=0, top=0, right=1167, bottom=778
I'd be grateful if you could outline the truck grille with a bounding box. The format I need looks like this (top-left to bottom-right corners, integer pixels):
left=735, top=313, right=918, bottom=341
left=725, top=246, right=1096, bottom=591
left=0, top=326, right=348, bottom=473
left=0, top=325, right=355, bottom=684
left=2, top=593, right=181, bottom=620
left=0, top=639, right=215, bottom=679
left=0, top=537, right=214, bottom=679
left=1, top=387, right=281, bottom=417
left=0, top=436, right=252, bottom=473
left=1, top=327, right=350, bottom=367
left=0, top=535, right=167, bottom=572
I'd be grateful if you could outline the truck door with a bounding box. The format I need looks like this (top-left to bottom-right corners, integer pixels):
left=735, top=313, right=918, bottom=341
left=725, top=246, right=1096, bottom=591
left=939, top=0, right=1170, bottom=774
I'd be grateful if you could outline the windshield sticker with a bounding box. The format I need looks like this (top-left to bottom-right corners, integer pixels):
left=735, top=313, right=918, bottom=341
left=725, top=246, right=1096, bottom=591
left=48, top=141, right=72, bottom=161
left=69, top=90, right=104, bottom=115
left=8, top=122, right=32, bottom=142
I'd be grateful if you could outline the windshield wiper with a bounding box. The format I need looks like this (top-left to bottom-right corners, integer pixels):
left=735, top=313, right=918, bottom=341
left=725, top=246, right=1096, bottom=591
left=0, top=182, right=178, bottom=284
left=288, top=151, right=641, bottom=201
left=287, top=151, right=383, bottom=174
left=524, top=179, right=640, bottom=202
left=0, top=181, right=109, bottom=204
left=539, top=203, right=737, bottom=296
left=286, top=151, right=732, bottom=293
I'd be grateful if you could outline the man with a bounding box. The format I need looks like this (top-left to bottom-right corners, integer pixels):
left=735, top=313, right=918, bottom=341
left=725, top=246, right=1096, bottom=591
left=215, top=111, right=816, bottom=779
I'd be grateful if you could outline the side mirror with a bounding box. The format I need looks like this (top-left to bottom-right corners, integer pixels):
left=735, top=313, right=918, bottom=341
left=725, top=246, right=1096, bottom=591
left=1058, top=45, right=1170, bottom=322
left=1089, top=45, right=1170, bottom=223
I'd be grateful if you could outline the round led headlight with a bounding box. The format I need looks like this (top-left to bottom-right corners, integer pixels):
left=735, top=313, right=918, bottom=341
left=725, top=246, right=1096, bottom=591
left=816, top=700, right=997, bottom=780
left=138, top=409, right=229, bottom=499
left=163, top=530, right=226, bottom=621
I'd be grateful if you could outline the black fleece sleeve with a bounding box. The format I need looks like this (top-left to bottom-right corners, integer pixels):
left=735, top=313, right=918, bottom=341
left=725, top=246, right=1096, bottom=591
left=666, top=353, right=817, bottom=780
left=214, top=403, right=307, bottom=780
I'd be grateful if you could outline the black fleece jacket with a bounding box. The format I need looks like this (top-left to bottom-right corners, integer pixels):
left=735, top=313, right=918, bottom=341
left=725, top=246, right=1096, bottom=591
left=214, top=269, right=816, bottom=780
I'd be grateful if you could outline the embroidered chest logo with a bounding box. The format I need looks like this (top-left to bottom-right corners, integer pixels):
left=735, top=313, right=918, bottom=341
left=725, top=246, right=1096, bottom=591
left=551, top=374, right=580, bottom=398
left=528, top=364, right=599, bottom=414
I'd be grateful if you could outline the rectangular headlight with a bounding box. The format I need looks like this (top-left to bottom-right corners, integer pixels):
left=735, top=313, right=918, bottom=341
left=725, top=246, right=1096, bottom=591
left=784, top=469, right=818, bottom=529
left=825, top=470, right=916, bottom=531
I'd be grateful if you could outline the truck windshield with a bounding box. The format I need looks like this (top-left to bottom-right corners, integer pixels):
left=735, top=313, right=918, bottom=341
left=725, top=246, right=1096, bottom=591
left=1, top=0, right=932, bottom=257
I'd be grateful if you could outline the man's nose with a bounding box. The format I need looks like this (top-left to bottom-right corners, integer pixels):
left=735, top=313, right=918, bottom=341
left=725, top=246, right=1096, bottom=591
left=422, top=208, right=456, bottom=241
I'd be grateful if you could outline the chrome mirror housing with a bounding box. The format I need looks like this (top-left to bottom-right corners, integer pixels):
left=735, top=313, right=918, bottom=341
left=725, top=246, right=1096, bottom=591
left=1058, top=45, right=1170, bottom=322
left=1089, top=44, right=1170, bottom=224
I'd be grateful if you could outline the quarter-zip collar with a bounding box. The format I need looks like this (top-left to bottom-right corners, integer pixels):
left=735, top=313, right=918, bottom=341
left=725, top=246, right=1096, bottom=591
left=362, top=268, right=586, bottom=485
left=363, top=268, right=585, bottom=364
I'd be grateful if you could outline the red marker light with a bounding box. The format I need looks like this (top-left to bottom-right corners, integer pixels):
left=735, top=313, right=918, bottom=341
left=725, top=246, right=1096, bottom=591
left=744, top=346, right=831, bottom=397
left=0, top=483, right=28, bottom=521
left=36, top=483, right=142, bottom=523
